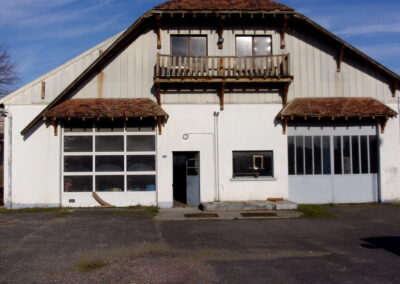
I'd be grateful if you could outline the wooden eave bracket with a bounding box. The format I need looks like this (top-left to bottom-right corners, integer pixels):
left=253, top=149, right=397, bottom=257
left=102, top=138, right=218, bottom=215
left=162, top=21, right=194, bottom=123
left=218, top=83, right=225, bottom=110
left=281, top=82, right=290, bottom=107
left=51, top=119, right=58, bottom=136
left=157, top=116, right=163, bottom=135
left=336, top=45, right=345, bottom=72
left=217, top=15, right=226, bottom=50
left=280, top=15, right=289, bottom=49
left=379, top=117, right=389, bottom=134
left=155, top=83, right=161, bottom=105
left=282, top=117, right=289, bottom=135
left=390, top=79, right=399, bottom=97
left=155, top=15, right=162, bottom=49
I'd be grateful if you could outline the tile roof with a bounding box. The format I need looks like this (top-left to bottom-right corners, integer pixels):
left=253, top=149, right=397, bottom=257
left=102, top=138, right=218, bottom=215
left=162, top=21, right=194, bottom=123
left=44, top=98, right=168, bottom=120
left=280, top=97, right=397, bottom=119
left=154, top=0, right=293, bottom=11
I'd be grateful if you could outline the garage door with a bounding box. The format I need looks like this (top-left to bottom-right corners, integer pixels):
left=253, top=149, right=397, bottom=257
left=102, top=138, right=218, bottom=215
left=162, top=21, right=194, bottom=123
left=288, top=124, right=379, bottom=204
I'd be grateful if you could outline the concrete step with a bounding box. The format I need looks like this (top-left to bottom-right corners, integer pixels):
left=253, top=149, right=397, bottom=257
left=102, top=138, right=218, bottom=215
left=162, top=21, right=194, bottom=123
left=200, top=200, right=298, bottom=212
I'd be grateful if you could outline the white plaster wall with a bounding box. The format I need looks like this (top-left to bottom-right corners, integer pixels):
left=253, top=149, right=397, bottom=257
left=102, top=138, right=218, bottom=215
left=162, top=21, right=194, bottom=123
left=157, top=103, right=288, bottom=207
left=4, top=105, right=61, bottom=208
left=380, top=103, right=400, bottom=202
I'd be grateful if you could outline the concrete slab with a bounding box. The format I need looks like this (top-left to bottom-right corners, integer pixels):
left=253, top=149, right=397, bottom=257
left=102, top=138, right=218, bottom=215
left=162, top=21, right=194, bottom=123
left=201, top=200, right=298, bottom=212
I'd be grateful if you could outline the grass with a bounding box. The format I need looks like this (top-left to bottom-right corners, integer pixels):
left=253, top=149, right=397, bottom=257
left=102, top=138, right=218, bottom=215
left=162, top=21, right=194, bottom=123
left=55, top=211, right=72, bottom=218
left=75, top=258, right=108, bottom=272
left=126, top=205, right=159, bottom=217
left=298, top=204, right=335, bottom=218
left=0, top=207, right=63, bottom=214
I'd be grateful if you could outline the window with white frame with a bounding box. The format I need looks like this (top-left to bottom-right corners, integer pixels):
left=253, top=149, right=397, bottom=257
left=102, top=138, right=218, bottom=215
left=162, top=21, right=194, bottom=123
left=63, top=118, right=156, bottom=193
left=232, top=151, right=273, bottom=178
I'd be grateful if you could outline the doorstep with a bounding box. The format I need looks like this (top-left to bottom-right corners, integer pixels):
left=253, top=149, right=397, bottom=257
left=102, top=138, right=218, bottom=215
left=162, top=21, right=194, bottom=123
left=200, top=200, right=298, bottom=212
left=154, top=207, right=302, bottom=221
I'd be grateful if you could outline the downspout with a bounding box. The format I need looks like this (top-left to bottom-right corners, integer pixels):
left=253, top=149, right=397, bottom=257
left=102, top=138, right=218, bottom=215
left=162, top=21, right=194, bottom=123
left=213, top=112, right=220, bottom=202
left=1, top=109, right=12, bottom=209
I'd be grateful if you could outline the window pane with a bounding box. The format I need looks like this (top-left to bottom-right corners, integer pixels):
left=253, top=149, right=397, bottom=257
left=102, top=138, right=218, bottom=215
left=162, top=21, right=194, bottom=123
left=334, top=136, right=342, bottom=174
left=322, top=136, right=331, bottom=175
left=127, top=155, right=155, bottom=171
left=305, top=136, right=313, bottom=175
left=343, top=136, right=351, bottom=174
left=369, top=136, right=378, bottom=174
left=127, top=175, right=156, bottom=192
left=360, top=136, right=369, bottom=174
left=313, top=136, right=322, bottom=175
left=95, top=136, right=124, bottom=152
left=190, top=37, right=207, bottom=56
left=127, top=136, right=155, bottom=151
left=64, top=136, right=92, bottom=152
left=64, top=156, right=92, bottom=172
left=64, top=176, right=92, bottom=192
left=253, top=36, right=272, bottom=56
left=232, top=151, right=273, bottom=177
left=171, top=36, right=189, bottom=56
left=63, top=119, right=93, bottom=132
left=95, top=156, right=124, bottom=172
left=295, top=136, right=304, bottom=175
left=352, top=136, right=360, bottom=174
left=96, top=176, right=124, bottom=192
left=95, top=119, right=124, bottom=132
left=126, top=118, right=155, bottom=132
left=236, top=37, right=252, bottom=56
left=288, top=136, right=295, bottom=175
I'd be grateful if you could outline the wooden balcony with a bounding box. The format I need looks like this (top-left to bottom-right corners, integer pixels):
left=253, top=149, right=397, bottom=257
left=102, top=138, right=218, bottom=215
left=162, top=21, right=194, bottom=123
left=154, top=54, right=292, bottom=83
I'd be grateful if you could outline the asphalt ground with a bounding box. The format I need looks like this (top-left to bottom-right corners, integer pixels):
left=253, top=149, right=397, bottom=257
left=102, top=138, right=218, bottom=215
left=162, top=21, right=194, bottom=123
left=1, top=204, right=400, bottom=283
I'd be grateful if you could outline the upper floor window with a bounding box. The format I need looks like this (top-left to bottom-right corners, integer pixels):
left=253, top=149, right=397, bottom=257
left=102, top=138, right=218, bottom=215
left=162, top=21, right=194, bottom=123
left=171, top=36, right=207, bottom=57
left=236, top=36, right=272, bottom=56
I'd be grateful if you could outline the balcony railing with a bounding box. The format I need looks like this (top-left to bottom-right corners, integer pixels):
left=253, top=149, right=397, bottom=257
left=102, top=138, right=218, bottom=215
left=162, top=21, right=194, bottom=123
left=155, top=54, right=291, bottom=83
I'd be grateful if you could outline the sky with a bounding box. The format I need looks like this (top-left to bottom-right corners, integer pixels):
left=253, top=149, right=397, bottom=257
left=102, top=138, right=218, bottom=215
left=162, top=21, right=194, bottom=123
left=0, top=0, right=399, bottom=91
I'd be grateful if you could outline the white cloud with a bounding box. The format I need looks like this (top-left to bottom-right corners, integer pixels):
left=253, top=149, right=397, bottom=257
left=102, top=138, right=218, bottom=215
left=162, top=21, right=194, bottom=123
left=336, top=23, right=400, bottom=36
left=359, top=44, right=400, bottom=60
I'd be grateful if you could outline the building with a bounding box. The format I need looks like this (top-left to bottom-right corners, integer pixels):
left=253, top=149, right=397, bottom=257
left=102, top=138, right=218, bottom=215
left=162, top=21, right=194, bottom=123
left=1, top=0, right=399, bottom=208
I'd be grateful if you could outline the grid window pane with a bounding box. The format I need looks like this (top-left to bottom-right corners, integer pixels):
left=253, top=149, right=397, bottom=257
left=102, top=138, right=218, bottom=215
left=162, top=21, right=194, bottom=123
left=295, top=136, right=304, bottom=175
left=334, top=136, right=342, bottom=174
left=313, top=136, right=322, bottom=175
left=253, top=36, right=272, bottom=55
left=369, top=136, right=378, bottom=174
left=64, top=136, right=92, bottom=152
left=236, top=37, right=253, bottom=56
left=305, top=136, right=313, bottom=175
left=64, top=156, right=92, bottom=172
left=127, top=155, right=156, bottom=172
left=322, top=136, right=331, bottom=175
left=95, top=156, right=124, bottom=172
left=191, top=37, right=207, bottom=56
left=95, top=136, right=124, bottom=152
left=127, top=175, right=156, bottom=192
left=64, top=176, right=92, bottom=192
left=233, top=151, right=273, bottom=177
left=288, top=136, right=295, bottom=175
left=352, top=136, right=360, bottom=174
left=343, top=136, right=351, bottom=174
left=96, top=176, right=124, bottom=192
left=171, top=36, right=189, bottom=56
left=127, top=136, right=155, bottom=152
left=360, top=136, right=369, bottom=174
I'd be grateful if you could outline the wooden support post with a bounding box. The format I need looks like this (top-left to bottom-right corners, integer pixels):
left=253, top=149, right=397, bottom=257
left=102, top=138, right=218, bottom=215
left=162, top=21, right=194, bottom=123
left=390, top=79, right=398, bottom=97
left=155, top=15, right=162, bottom=50
left=281, top=83, right=290, bottom=106
left=157, top=116, right=163, bottom=135
left=379, top=117, right=388, bottom=134
left=219, top=83, right=225, bottom=111
left=217, top=15, right=226, bottom=49
left=336, top=46, right=345, bottom=72
left=155, top=83, right=161, bottom=105
left=280, top=15, right=289, bottom=49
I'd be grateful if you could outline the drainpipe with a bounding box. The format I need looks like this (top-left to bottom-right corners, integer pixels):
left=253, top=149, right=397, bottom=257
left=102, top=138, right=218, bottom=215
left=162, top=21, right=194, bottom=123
left=0, top=109, right=12, bottom=209
left=213, top=111, right=220, bottom=202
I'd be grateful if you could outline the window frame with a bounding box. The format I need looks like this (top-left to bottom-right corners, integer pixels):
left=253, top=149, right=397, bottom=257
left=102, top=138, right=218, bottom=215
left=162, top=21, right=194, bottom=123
left=62, top=120, right=157, bottom=193
left=170, top=35, right=208, bottom=57
left=235, top=35, right=273, bottom=57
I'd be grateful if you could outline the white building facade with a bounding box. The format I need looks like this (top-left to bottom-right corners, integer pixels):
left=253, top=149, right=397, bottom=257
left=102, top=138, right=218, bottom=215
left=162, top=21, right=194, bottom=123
left=1, top=0, right=399, bottom=208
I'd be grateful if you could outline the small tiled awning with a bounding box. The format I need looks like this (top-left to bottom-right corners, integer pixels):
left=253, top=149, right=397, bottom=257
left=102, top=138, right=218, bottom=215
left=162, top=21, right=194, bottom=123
left=279, top=97, right=397, bottom=134
left=44, top=98, right=168, bottom=120
left=43, top=98, right=168, bottom=135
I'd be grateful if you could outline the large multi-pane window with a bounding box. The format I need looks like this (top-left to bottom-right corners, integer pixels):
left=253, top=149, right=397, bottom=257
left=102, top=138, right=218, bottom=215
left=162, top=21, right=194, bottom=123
left=63, top=119, right=156, bottom=193
left=288, top=135, right=378, bottom=176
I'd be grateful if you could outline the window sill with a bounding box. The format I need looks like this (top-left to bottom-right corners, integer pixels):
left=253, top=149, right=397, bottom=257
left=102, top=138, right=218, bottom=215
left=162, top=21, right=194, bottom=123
left=230, top=177, right=277, bottom=182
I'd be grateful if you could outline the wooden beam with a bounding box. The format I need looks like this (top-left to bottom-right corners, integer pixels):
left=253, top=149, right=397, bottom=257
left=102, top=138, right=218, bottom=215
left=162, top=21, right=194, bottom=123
left=282, top=117, right=289, bottom=135
left=336, top=46, right=345, bottom=72
left=155, top=83, right=161, bottom=105
left=280, top=15, right=289, bottom=49
left=281, top=82, right=290, bottom=106
left=217, top=15, right=226, bottom=49
left=52, top=119, right=58, bottom=136
left=157, top=116, right=163, bottom=135
left=391, top=79, right=398, bottom=97
left=155, top=15, right=161, bottom=49
left=219, top=83, right=225, bottom=110
left=379, top=117, right=388, bottom=134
